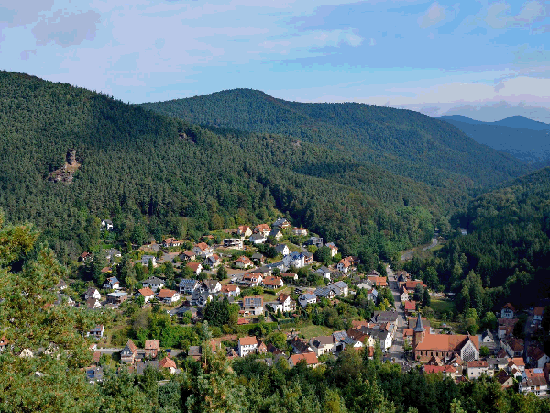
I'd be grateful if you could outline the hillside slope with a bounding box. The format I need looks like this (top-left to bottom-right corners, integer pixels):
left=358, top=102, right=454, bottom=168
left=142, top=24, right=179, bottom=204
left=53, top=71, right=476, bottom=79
left=0, top=72, right=460, bottom=262
left=142, top=89, right=530, bottom=190
left=441, top=116, right=550, bottom=163
left=406, top=167, right=550, bottom=313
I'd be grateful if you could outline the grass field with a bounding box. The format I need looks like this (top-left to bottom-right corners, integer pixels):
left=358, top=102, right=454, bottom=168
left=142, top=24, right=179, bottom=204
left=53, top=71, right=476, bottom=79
left=431, top=298, right=456, bottom=315
left=299, top=325, right=333, bottom=339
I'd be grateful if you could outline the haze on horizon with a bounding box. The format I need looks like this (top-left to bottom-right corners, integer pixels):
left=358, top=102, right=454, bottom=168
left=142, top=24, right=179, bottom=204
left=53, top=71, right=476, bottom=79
left=1, top=0, right=549, bottom=122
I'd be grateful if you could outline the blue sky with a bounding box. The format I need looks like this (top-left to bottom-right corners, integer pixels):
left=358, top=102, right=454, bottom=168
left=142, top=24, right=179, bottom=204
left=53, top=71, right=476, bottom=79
left=1, top=0, right=549, bottom=121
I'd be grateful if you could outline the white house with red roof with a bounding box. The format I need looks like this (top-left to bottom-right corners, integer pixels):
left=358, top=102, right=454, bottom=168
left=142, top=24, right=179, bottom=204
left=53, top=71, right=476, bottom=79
left=238, top=336, right=259, bottom=357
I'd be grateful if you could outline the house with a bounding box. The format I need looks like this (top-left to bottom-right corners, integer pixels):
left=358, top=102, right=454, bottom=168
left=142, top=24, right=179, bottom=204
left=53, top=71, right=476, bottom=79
left=508, top=358, right=525, bottom=375
left=254, top=224, right=271, bottom=236
left=520, top=368, right=548, bottom=397
left=80, top=251, right=93, bottom=262
left=290, top=336, right=313, bottom=354
left=269, top=228, right=283, bottom=240
left=273, top=218, right=291, bottom=229
left=337, top=259, right=351, bottom=273
left=497, top=370, right=514, bottom=389
left=86, top=297, right=102, bottom=309
left=186, top=262, right=203, bottom=275
left=314, top=286, right=336, bottom=300
left=237, top=225, right=252, bottom=238
left=404, top=300, right=417, bottom=316
left=310, top=336, right=335, bottom=356
left=466, top=361, right=490, bottom=379
left=275, top=244, right=290, bottom=256
left=527, top=346, right=550, bottom=369
left=203, top=254, right=221, bottom=268
left=121, top=339, right=139, bottom=363
left=368, top=276, right=388, bottom=287
left=243, top=295, right=264, bottom=316
left=487, top=357, right=509, bottom=373
left=305, top=236, right=323, bottom=248
left=501, top=337, right=524, bottom=358
left=192, top=242, right=213, bottom=258
left=332, top=281, right=348, bottom=297
left=365, top=326, right=393, bottom=351
left=423, top=365, right=458, bottom=378
left=534, top=307, right=545, bottom=323
left=298, top=294, right=317, bottom=308
left=134, top=361, right=160, bottom=375
left=303, top=251, right=314, bottom=264
left=180, top=251, right=196, bottom=261
left=235, top=256, right=253, bottom=269
left=188, top=346, right=202, bottom=362
left=251, top=253, right=266, bottom=264
left=238, top=336, right=259, bottom=357
left=101, top=219, right=113, bottom=230
left=277, top=294, right=295, bottom=312
left=288, top=352, right=319, bottom=368
left=249, top=233, right=267, bottom=244
left=316, top=266, right=332, bottom=280
left=141, top=255, right=158, bottom=267
left=191, top=287, right=212, bottom=307
left=283, top=251, right=305, bottom=269
left=106, top=292, right=128, bottom=305
left=280, top=272, right=298, bottom=281
left=84, top=287, right=101, bottom=301
left=104, top=249, right=122, bottom=262
left=179, top=279, right=200, bottom=295
left=242, top=273, right=263, bottom=287
left=159, top=357, right=177, bottom=374
left=498, top=317, right=519, bottom=339
left=103, top=276, right=120, bottom=290
left=221, top=284, right=241, bottom=298
left=204, top=280, right=222, bottom=294
left=145, top=340, right=160, bottom=358
left=400, top=287, right=410, bottom=302
left=224, top=238, right=244, bottom=249
left=500, top=303, right=516, bottom=319
left=87, top=325, right=105, bottom=339
left=137, top=287, right=155, bottom=303
left=86, top=366, right=104, bottom=384
left=292, top=227, right=308, bottom=236
left=158, top=289, right=181, bottom=304
left=412, top=313, right=479, bottom=362
left=142, top=276, right=165, bottom=292
left=325, top=242, right=338, bottom=257
left=162, top=238, right=182, bottom=248
left=263, top=276, right=283, bottom=289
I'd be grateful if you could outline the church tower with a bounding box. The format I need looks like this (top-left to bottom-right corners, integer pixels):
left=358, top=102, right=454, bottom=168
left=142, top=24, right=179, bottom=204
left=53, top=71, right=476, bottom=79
left=412, top=312, right=424, bottom=352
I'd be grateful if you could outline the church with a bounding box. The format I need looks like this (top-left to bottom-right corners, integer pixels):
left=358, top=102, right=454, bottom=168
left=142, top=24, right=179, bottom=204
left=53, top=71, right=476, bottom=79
left=412, top=313, right=479, bottom=363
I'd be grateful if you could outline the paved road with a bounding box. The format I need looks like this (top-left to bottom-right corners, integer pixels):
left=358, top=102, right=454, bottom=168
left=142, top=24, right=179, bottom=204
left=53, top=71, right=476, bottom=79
left=422, top=238, right=438, bottom=251
left=401, top=237, right=438, bottom=260
left=387, top=266, right=406, bottom=362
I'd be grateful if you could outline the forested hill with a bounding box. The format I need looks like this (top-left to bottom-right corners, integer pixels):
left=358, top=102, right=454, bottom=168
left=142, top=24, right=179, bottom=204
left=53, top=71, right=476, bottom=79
left=142, top=88, right=530, bottom=191
left=440, top=115, right=550, bottom=163
left=0, top=71, right=460, bottom=262
left=406, top=167, right=550, bottom=314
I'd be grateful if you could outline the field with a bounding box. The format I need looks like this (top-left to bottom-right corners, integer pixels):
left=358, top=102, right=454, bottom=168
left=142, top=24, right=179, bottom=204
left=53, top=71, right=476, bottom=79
left=431, top=298, right=456, bottom=316
left=299, top=324, right=333, bottom=339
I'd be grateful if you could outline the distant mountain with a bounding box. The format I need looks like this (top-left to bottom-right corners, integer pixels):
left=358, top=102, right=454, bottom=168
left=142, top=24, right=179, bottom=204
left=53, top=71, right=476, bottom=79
left=440, top=115, right=550, bottom=163
left=493, top=115, right=550, bottom=130
left=0, top=71, right=467, bottom=262
left=142, top=89, right=530, bottom=192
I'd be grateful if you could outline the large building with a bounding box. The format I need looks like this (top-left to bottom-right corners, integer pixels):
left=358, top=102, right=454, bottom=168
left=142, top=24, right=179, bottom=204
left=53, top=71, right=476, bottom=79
left=412, top=313, right=479, bottom=363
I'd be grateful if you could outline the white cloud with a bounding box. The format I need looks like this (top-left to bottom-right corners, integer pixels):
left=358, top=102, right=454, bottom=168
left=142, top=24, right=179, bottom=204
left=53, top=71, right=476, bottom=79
left=485, top=1, right=547, bottom=29
left=418, top=2, right=447, bottom=29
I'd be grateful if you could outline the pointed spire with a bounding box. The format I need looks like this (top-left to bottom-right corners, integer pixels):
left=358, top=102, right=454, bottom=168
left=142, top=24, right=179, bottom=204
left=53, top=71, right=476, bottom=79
left=414, top=312, right=424, bottom=332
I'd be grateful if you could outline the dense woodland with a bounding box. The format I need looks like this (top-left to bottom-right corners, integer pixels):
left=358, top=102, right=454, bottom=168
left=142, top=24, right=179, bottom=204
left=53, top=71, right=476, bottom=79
left=142, top=88, right=531, bottom=191
left=0, top=71, right=478, bottom=265
left=404, top=168, right=550, bottom=331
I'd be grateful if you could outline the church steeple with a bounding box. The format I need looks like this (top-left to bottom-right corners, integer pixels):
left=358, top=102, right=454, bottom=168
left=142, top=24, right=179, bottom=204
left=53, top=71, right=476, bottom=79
left=412, top=312, right=425, bottom=353
left=414, top=312, right=424, bottom=332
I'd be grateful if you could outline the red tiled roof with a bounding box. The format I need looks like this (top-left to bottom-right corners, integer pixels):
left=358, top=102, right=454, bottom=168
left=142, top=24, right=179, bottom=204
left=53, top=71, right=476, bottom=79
left=424, top=365, right=456, bottom=374
left=290, top=352, right=318, bottom=365
left=158, top=289, right=178, bottom=298
left=239, top=336, right=259, bottom=346
left=159, top=357, right=176, bottom=369
left=467, top=361, right=488, bottom=368
left=186, top=262, right=201, bottom=272
left=222, top=284, right=239, bottom=292
left=194, top=242, right=209, bottom=251
left=138, top=287, right=154, bottom=297
left=416, top=333, right=479, bottom=352
left=145, top=340, right=159, bottom=350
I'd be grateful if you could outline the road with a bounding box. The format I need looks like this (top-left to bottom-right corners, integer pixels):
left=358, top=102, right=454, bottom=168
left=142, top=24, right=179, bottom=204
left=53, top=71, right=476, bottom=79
left=401, top=237, right=438, bottom=261
left=387, top=266, right=406, bottom=362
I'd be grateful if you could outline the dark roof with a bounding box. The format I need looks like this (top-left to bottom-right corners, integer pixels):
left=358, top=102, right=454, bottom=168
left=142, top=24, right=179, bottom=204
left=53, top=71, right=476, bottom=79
left=414, top=312, right=424, bottom=332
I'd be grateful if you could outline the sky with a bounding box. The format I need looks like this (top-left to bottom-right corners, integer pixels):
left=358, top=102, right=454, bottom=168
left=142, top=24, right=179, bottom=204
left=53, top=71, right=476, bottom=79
left=1, top=0, right=549, bottom=122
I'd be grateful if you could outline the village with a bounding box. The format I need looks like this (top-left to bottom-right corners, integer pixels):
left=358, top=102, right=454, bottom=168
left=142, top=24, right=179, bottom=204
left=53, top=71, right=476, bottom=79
left=7, top=217, right=549, bottom=398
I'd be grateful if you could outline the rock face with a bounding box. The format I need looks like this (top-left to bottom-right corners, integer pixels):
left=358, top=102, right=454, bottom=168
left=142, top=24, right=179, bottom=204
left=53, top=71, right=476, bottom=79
left=48, top=149, right=81, bottom=183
